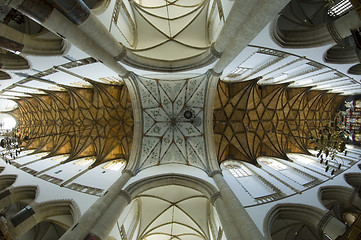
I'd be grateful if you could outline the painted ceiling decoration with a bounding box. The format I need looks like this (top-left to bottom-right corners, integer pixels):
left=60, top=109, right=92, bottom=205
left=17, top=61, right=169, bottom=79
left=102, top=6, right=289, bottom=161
left=213, top=78, right=346, bottom=165
left=128, top=0, right=210, bottom=61
left=8, top=80, right=133, bottom=167
left=135, top=73, right=208, bottom=171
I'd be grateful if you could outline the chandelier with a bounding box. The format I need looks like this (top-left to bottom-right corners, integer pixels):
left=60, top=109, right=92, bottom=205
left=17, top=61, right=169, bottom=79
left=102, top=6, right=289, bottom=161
left=309, top=118, right=348, bottom=175
left=0, top=129, right=28, bottom=164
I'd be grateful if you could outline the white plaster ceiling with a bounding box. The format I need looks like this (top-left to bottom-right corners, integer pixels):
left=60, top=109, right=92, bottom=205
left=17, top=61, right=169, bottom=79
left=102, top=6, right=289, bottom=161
left=136, top=185, right=209, bottom=240
left=129, top=0, right=210, bottom=61
left=136, top=73, right=209, bottom=171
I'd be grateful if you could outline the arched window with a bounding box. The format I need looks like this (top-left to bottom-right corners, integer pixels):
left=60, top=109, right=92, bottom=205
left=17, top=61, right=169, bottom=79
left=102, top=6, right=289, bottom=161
left=226, top=164, right=252, bottom=178
left=224, top=162, right=283, bottom=204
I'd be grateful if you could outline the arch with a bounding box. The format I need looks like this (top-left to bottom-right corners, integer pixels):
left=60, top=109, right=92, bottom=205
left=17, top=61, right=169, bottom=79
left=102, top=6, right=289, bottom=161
left=264, top=203, right=326, bottom=240
left=9, top=200, right=80, bottom=239
left=125, top=174, right=218, bottom=199
left=271, top=0, right=334, bottom=48
left=344, top=173, right=361, bottom=189
left=0, top=22, right=68, bottom=56
left=10, top=186, right=37, bottom=204
left=324, top=43, right=358, bottom=64
left=0, top=70, right=11, bottom=80
left=0, top=175, right=17, bottom=191
left=122, top=174, right=221, bottom=240
left=0, top=49, right=29, bottom=70
left=33, top=200, right=80, bottom=229
left=319, top=185, right=361, bottom=211
left=348, top=64, right=361, bottom=75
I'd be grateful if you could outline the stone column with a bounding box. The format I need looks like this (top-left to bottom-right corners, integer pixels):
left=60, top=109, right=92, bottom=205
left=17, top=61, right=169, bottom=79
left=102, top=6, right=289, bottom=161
left=2, top=0, right=129, bottom=76
left=59, top=170, right=134, bottom=240
left=211, top=192, right=243, bottom=240
left=212, top=0, right=290, bottom=74
left=89, top=190, right=131, bottom=239
left=211, top=171, right=265, bottom=240
left=213, top=0, right=255, bottom=54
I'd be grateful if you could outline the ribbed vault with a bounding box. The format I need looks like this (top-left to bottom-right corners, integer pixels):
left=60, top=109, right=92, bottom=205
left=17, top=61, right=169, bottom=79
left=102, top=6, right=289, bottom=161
left=9, top=80, right=133, bottom=167
left=129, top=0, right=210, bottom=61
left=213, top=79, right=345, bottom=165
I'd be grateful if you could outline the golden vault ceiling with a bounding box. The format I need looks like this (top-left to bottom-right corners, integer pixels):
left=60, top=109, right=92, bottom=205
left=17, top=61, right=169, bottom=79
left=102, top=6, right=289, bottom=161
left=9, top=80, right=133, bottom=168
left=213, top=79, right=346, bottom=165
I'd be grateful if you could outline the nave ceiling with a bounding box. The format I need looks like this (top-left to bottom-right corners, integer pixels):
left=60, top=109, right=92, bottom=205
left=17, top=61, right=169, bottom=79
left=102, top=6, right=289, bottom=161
left=0, top=0, right=358, bottom=185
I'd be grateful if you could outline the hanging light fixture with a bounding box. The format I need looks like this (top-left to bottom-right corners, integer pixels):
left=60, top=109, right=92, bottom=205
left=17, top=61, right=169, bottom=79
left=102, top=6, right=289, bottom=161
left=309, top=118, right=348, bottom=175
left=0, top=128, right=29, bottom=163
left=183, top=108, right=202, bottom=127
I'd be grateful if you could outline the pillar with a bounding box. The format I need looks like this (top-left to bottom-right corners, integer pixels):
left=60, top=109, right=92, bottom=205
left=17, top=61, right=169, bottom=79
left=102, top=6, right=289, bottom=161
left=89, top=190, right=131, bottom=239
left=212, top=0, right=290, bottom=74
left=211, top=192, right=242, bottom=240
left=211, top=171, right=265, bottom=240
left=60, top=170, right=134, bottom=240
left=2, top=0, right=129, bottom=76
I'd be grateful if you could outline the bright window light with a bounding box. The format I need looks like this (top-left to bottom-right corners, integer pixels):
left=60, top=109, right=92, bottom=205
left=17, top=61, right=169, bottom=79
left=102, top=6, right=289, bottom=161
left=74, top=157, right=95, bottom=166
left=328, top=0, right=353, bottom=17
left=52, top=155, right=69, bottom=162
left=260, top=159, right=287, bottom=171
left=226, top=164, right=252, bottom=178
left=289, top=154, right=315, bottom=164
left=2, top=117, right=16, bottom=130
left=103, top=160, right=126, bottom=171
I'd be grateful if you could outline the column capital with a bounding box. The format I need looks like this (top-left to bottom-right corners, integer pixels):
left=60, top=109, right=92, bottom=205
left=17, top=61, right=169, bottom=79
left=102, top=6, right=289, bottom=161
left=327, top=21, right=343, bottom=44
left=119, top=70, right=133, bottom=79
left=208, top=69, right=222, bottom=77
left=119, top=190, right=132, bottom=204
left=122, top=169, right=136, bottom=177
left=317, top=211, right=334, bottom=238
left=114, top=47, right=127, bottom=61
left=210, top=192, right=221, bottom=205
left=210, top=42, right=222, bottom=58
left=209, top=170, right=223, bottom=178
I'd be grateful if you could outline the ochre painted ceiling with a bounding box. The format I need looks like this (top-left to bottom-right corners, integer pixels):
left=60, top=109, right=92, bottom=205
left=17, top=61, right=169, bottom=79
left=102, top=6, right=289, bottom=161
left=213, top=79, right=346, bottom=165
left=9, top=80, right=133, bottom=168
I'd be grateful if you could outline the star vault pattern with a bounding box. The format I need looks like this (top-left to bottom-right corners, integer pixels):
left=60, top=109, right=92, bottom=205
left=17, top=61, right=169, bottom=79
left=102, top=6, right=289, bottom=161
left=10, top=80, right=133, bottom=167
left=136, top=73, right=208, bottom=170
left=213, top=79, right=346, bottom=165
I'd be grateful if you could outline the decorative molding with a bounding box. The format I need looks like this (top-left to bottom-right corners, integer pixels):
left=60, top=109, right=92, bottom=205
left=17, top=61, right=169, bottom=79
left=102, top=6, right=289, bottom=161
left=209, top=170, right=222, bottom=178
left=317, top=211, right=334, bottom=238
left=210, top=191, right=221, bottom=205
left=327, top=21, right=344, bottom=44
left=114, top=47, right=127, bottom=61
left=210, top=43, right=222, bottom=58
left=119, top=190, right=132, bottom=204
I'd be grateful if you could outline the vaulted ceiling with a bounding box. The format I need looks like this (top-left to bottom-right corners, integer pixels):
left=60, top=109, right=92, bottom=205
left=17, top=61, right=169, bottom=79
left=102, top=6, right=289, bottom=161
left=213, top=79, right=346, bottom=165
left=136, top=73, right=208, bottom=171
left=9, top=80, right=133, bottom=168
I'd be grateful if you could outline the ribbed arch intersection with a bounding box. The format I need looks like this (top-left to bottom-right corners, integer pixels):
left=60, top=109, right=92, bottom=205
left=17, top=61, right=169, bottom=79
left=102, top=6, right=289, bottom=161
left=213, top=79, right=345, bottom=165
left=10, top=80, right=133, bottom=168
